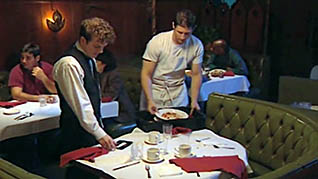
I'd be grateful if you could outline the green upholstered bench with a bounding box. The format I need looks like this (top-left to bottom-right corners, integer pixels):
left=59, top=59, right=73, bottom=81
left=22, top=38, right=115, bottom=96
left=0, top=158, right=45, bottom=179
left=205, top=93, right=318, bottom=178
left=278, top=76, right=318, bottom=105
left=102, top=62, right=141, bottom=138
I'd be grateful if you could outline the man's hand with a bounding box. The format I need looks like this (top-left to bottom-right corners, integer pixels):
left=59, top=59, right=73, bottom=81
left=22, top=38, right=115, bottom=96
left=191, top=100, right=200, bottom=111
left=98, top=134, right=116, bottom=151
left=147, top=100, right=157, bottom=115
left=32, top=67, right=47, bottom=81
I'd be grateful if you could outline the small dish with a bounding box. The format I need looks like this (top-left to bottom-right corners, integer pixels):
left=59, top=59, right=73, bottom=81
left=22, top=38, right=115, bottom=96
left=144, top=139, right=163, bottom=145
left=142, top=156, right=164, bottom=164
left=174, top=152, right=196, bottom=158
left=3, top=108, right=20, bottom=115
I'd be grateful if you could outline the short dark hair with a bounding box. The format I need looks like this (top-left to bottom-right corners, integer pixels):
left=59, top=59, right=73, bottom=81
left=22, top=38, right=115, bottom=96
left=174, top=9, right=196, bottom=29
left=21, top=42, right=40, bottom=57
left=96, top=49, right=117, bottom=72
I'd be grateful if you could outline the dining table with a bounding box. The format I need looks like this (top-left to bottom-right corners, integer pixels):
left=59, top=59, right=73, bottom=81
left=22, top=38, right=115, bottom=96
left=72, top=128, right=249, bottom=179
left=198, top=75, right=250, bottom=102
left=0, top=98, right=119, bottom=142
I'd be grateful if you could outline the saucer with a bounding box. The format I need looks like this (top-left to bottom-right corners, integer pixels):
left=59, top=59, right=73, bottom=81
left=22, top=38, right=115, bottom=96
left=144, top=139, right=163, bottom=145
left=142, top=156, right=164, bottom=164
left=3, top=108, right=20, bottom=115
left=174, top=152, right=196, bottom=158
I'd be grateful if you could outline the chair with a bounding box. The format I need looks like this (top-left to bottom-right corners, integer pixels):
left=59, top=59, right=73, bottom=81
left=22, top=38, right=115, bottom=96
left=206, top=93, right=318, bottom=178
left=310, top=65, right=318, bottom=80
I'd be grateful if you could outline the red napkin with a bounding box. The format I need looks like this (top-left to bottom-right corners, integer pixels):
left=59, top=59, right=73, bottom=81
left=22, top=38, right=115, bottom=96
left=102, top=96, right=113, bottom=102
left=169, top=156, right=247, bottom=179
left=172, top=127, right=192, bottom=135
left=0, top=101, right=26, bottom=108
left=60, top=146, right=108, bottom=167
left=221, top=71, right=235, bottom=77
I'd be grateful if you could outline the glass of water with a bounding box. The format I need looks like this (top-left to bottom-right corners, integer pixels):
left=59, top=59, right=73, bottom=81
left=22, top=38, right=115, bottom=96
left=162, top=123, right=173, bottom=154
left=130, top=141, right=143, bottom=160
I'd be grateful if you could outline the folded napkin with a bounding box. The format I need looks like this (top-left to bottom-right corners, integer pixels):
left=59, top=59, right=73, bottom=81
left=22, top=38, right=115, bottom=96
left=169, top=156, right=247, bottom=179
left=156, top=164, right=183, bottom=177
left=172, top=127, right=192, bottom=135
left=0, top=101, right=26, bottom=108
left=60, top=146, right=108, bottom=167
left=102, top=96, right=113, bottom=102
left=221, top=71, right=235, bottom=77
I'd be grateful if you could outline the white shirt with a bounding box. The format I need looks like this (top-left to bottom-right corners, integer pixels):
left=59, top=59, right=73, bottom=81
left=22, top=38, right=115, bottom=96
left=140, top=30, right=204, bottom=110
left=53, top=42, right=106, bottom=140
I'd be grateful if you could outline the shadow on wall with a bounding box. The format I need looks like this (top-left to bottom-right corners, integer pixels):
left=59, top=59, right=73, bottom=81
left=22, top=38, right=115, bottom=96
left=6, top=52, right=20, bottom=71
left=0, top=52, right=20, bottom=101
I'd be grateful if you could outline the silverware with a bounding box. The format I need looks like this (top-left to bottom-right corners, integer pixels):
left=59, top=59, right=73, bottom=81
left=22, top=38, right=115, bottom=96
left=145, top=164, right=151, bottom=178
left=195, top=137, right=210, bottom=142
left=112, top=160, right=140, bottom=171
left=14, top=112, right=33, bottom=120
left=213, top=144, right=235, bottom=149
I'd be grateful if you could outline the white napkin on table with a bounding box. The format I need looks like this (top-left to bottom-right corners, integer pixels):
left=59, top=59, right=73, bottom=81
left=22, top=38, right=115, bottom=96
left=156, top=163, right=183, bottom=177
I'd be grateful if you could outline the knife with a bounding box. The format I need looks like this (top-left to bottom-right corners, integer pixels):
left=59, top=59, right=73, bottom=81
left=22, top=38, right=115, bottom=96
left=14, top=112, right=34, bottom=120
left=112, top=160, right=140, bottom=171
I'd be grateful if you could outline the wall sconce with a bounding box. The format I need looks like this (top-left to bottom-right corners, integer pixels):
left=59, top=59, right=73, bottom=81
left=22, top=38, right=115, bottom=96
left=46, top=9, right=65, bottom=32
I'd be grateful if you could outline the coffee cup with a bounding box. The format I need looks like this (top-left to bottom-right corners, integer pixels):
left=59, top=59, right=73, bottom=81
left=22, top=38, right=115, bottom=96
left=148, top=131, right=160, bottom=144
left=177, top=144, right=192, bottom=157
left=147, top=147, right=160, bottom=161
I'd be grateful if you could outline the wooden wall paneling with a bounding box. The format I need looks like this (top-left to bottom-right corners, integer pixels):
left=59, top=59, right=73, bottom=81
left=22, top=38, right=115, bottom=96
left=156, top=0, right=201, bottom=33
left=199, top=1, right=216, bottom=27
left=215, top=3, right=231, bottom=41
left=230, top=0, right=247, bottom=50
left=246, top=2, right=264, bottom=53
left=39, top=1, right=83, bottom=64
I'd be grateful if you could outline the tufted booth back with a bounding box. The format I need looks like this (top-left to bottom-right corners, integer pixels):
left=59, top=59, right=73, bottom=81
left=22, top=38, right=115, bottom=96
left=206, top=93, right=318, bottom=178
left=117, top=64, right=141, bottom=110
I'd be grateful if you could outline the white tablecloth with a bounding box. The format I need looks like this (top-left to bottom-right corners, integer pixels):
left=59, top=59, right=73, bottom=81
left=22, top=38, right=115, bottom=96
left=0, top=100, right=119, bottom=142
left=77, top=128, right=248, bottom=179
left=198, top=75, right=250, bottom=101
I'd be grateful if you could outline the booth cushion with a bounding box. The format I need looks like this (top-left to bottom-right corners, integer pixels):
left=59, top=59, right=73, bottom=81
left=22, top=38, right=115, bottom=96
left=0, top=158, right=45, bottom=179
left=205, top=93, right=318, bottom=178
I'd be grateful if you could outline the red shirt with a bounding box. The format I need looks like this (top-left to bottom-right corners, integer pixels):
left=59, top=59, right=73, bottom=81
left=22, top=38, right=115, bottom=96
left=8, top=61, right=54, bottom=95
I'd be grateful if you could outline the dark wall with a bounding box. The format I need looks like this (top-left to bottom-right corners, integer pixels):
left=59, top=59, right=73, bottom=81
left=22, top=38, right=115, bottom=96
left=268, top=0, right=318, bottom=100
left=0, top=0, right=317, bottom=102
left=0, top=0, right=153, bottom=70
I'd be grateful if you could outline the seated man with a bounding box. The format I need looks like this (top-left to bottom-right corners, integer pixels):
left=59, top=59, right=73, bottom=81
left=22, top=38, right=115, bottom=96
left=96, top=50, right=137, bottom=123
left=8, top=42, right=57, bottom=102
left=205, top=39, right=248, bottom=76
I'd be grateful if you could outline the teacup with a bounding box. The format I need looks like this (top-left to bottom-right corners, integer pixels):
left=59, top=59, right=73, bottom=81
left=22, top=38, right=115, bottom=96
left=148, top=131, right=160, bottom=144
left=147, top=147, right=160, bottom=161
left=176, top=144, right=192, bottom=158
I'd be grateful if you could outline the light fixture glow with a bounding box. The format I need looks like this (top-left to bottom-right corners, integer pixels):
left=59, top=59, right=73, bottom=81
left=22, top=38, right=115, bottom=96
left=46, top=9, right=65, bottom=32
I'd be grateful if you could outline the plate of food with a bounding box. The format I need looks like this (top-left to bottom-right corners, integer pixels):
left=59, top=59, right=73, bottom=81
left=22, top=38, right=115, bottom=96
left=208, top=69, right=226, bottom=78
left=3, top=108, right=20, bottom=115
left=155, top=109, right=189, bottom=120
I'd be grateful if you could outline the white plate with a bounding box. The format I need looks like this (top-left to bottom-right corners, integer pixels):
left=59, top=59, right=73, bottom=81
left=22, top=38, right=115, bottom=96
left=155, top=109, right=189, bottom=120
left=311, top=105, right=318, bottom=111
left=3, top=108, right=20, bottom=115
left=174, top=152, right=196, bottom=158
left=208, top=69, right=226, bottom=78
left=142, top=156, right=164, bottom=164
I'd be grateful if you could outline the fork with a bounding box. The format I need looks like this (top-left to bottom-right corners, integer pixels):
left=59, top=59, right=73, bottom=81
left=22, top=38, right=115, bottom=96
left=213, top=144, right=235, bottom=149
left=145, top=164, right=151, bottom=178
